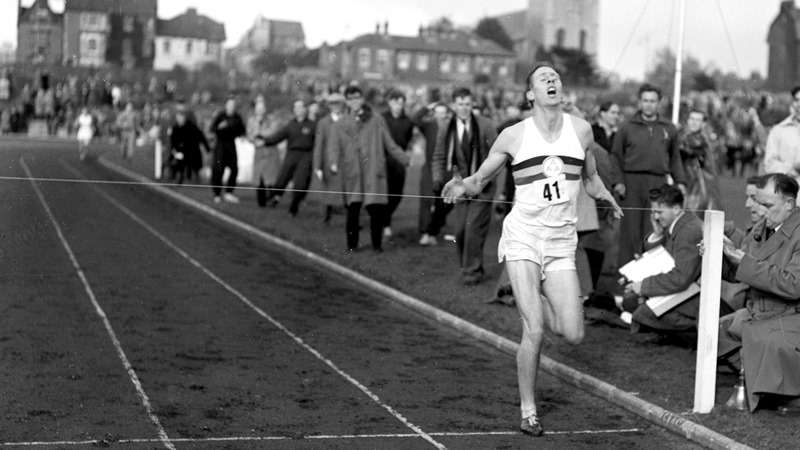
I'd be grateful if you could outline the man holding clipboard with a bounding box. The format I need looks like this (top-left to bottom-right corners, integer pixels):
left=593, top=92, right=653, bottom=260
left=620, top=185, right=704, bottom=334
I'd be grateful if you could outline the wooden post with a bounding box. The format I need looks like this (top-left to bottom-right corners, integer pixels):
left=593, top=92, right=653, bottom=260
left=693, top=210, right=725, bottom=413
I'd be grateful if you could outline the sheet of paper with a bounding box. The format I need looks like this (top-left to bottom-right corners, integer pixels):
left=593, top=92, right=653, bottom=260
left=618, top=245, right=675, bottom=283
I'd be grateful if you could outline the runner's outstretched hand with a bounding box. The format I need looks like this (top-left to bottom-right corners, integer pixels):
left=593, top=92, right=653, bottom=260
left=442, top=172, right=467, bottom=204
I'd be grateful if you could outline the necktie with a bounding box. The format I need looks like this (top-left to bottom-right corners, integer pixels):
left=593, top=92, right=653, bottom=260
left=460, top=120, right=472, bottom=172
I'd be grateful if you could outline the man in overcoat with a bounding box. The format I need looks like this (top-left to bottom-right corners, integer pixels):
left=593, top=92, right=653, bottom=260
left=329, top=86, right=410, bottom=252
left=718, top=173, right=800, bottom=411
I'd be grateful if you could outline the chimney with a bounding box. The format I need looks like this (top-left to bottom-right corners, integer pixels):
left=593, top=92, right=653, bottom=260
left=383, top=21, right=388, bottom=35
left=418, top=25, right=423, bottom=37
left=375, top=22, right=380, bottom=34
left=781, top=0, right=795, bottom=13
left=187, top=7, right=197, bottom=15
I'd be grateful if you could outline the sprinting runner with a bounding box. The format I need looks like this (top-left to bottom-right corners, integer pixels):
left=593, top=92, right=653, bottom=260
left=443, top=63, right=623, bottom=436
left=75, top=107, right=94, bottom=161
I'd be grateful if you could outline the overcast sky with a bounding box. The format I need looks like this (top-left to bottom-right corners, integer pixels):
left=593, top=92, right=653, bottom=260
left=2, top=0, right=788, bottom=80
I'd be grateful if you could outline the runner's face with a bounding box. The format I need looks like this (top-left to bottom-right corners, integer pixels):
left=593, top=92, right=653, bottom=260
left=529, top=67, right=562, bottom=106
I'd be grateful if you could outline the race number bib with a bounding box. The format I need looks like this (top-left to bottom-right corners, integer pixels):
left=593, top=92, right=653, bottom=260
left=537, top=157, right=569, bottom=205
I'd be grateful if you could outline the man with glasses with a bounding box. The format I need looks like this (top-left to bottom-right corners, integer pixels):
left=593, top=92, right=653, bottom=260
left=717, top=173, right=800, bottom=412
left=764, top=87, right=800, bottom=205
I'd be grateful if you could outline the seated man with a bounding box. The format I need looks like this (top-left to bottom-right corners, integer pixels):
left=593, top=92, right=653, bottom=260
left=622, top=185, right=704, bottom=334
left=719, top=175, right=767, bottom=311
left=718, top=173, right=800, bottom=411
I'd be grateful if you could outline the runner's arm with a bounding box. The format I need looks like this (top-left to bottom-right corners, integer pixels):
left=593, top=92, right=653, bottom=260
left=443, top=126, right=514, bottom=201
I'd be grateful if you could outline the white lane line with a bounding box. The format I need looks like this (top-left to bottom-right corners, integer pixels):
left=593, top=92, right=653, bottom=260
left=20, top=158, right=175, bottom=450
left=0, top=428, right=644, bottom=446
left=59, top=160, right=447, bottom=450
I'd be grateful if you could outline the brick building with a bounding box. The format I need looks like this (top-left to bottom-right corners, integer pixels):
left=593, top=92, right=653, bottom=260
left=63, top=0, right=157, bottom=69
left=16, top=0, right=63, bottom=66
left=768, top=0, right=800, bottom=90
left=319, top=22, right=516, bottom=86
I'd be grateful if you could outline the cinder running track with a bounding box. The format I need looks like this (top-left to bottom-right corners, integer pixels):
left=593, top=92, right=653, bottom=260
left=0, top=139, right=701, bottom=449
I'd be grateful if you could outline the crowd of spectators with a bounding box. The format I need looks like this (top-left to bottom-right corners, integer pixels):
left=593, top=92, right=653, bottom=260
left=2, top=66, right=799, bottom=414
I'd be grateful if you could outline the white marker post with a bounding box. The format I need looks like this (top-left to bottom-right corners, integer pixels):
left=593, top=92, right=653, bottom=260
left=693, top=210, right=725, bottom=413
left=154, top=139, right=162, bottom=180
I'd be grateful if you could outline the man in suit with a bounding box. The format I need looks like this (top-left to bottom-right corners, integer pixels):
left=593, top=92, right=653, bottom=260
left=432, top=87, right=498, bottom=285
left=622, top=185, right=704, bottom=334
left=717, top=173, right=800, bottom=411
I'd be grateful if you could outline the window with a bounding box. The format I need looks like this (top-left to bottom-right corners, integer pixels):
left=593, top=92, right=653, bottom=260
left=186, top=41, right=193, bottom=54
left=498, top=64, right=509, bottom=77
left=88, top=39, right=96, bottom=51
left=206, top=42, right=214, bottom=55
left=439, top=54, right=452, bottom=73
left=579, top=30, right=587, bottom=52
left=397, top=51, right=411, bottom=71
left=457, top=56, right=470, bottom=73
left=123, top=16, right=135, bottom=33
left=416, top=53, right=429, bottom=71
left=476, top=57, right=491, bottom=74
left=163, top=40, right=170, bottom=54
left=376, top=49, right=391, bottom=71
left=358, top=48, right=371, bottom=69
left=555, top=28, right=565, bottom=48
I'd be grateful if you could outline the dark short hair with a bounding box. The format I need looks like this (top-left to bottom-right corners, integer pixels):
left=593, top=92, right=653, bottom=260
left=598, top=101, right=617, bottom=113
left=649, top=184, right=684, bottom=207
left=387, top=90, right=406, bottom=102
left=760, top=173, right=799, bottom=200
left=792, top=86, right=800, bottom=98
left=344, top=86, right=363, bottom=98
left=745, top=175, right=762, bottom=186
left=688, top=109, right=706, bottom=120
left=638, top=83, right=662, bottom=100
left=452, top=87, right=473, bottom=101
left=525, top=62, right=557, bottom=87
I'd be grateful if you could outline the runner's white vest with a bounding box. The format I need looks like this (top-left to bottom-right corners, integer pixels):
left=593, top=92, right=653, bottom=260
left=510, top=113, right=585, bottom=229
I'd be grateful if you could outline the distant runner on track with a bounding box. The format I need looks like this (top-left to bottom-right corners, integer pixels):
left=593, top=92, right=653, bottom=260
left=443, top=63, right=623, bottom=436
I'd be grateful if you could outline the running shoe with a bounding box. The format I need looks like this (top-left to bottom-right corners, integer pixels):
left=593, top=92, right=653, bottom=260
left=223, top=193, right=240, bottom=204
left=520, top=414, right=544, bottom=437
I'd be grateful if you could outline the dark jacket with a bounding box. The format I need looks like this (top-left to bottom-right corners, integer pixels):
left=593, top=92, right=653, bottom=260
left=592, top=123, right=615, bottom=151
left=641, top=212, right=704, bottom=297
left=210, top=111, right=245, bottom=153
left=262, top=117, right=316, bottom=152
left=612, top=112, right=686, bottom=185
left=382, top=111, right=415, bottom=149
left=432, top=113, right=498, bottom=198
left=170, top=121, right=210, bottom=172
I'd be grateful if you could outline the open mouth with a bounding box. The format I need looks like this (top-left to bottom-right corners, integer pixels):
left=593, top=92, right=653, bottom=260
left=546, top=87, right=557, bottom=96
